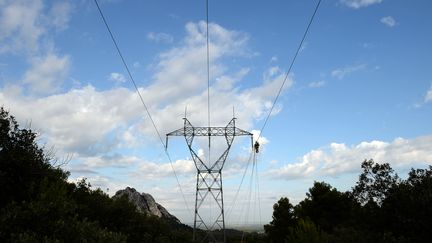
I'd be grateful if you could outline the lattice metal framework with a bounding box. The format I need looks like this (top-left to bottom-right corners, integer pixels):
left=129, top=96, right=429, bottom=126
left=166, top=118, right=252, bottom=242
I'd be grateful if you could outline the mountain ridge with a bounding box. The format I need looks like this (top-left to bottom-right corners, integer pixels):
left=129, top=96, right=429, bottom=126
left=113, top=187, right=180, bottom=224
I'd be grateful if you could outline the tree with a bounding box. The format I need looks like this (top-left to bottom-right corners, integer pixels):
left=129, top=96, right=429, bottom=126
left=0, top=107, right=193, bottom=242
left=380, top=166, right=432, bottom=242
left=264, top=197, right=296, bottom=242
left=295, top=181, right=355, bottom=232
left=0, top=107, right=68, bottom=207
left=266, top=161, right=432, bottom=243
left=285, top=219, right=326, bottom=243
left=0, top=107, right=126, bottom=242
left=351, top=159, right=399, bottom=206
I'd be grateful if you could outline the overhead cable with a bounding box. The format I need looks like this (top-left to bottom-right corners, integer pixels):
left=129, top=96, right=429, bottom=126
left=229, top=0, right=322, bottom=226
left=93, top=0, right=192, bottom=217
left=258, top=0, right=322, bottom=141
left=206, top=0, right=212, bottom=168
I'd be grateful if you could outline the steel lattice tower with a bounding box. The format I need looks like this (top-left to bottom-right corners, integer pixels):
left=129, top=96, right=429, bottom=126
left=166, top=117, right=252, bottom=242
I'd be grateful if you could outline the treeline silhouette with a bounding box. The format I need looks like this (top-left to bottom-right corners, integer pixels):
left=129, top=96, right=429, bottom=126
left=264, top=160, right=432, bottom=243
left=0, top=107, right=192, bottom=242
left=1, top=106, right=431, bottom=242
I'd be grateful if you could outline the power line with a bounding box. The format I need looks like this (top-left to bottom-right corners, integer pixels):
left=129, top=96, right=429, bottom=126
left=206, top=0, right=212, bottom=167
left=241, top=152, right=257, bottom=242
left=229, top=0, right=322, bottom=227
left=258, top=0, right=322, bottom=141
left=255, top=152, right=262, bottom=226
left=206, top=0, right=211, bottom=129
left=93, top=0, right=192, bottom=218
left=226, top=150, right=254, bottom=218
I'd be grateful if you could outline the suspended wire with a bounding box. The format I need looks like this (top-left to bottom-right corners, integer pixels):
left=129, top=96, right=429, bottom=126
left=93, top=0, right=192, bottom=217
left=206, top=0, right=212, bottom=168
left=255, top=152, right=262, bottom=226
left=229, top=0, right=322, bottom=229
left=206, top=0, right=211, bottom=129
left=95, top=0, right=322, bottom=229
left=226, top=150, right=254, bottom=217
left=257, top=0, right=322, bottom=141
left=241, top=152, right=257, bottom=243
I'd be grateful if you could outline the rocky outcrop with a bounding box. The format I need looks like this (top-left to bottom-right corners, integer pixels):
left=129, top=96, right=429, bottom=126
left=113, top=187, right=180, bottom=223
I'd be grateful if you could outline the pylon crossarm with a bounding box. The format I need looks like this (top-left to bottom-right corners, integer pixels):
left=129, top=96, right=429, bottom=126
left=165, top=118, right=253, bottom=243
left=166, top=128, right=186, bottom=137
left=166, top=120, right=252, bottom=138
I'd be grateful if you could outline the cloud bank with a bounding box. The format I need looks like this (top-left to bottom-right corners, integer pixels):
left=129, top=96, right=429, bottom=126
left=268, top=135, right=432, bottom=180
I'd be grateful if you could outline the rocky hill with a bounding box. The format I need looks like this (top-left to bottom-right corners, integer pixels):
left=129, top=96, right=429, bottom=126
left=113, top=187, right=180, bottom=223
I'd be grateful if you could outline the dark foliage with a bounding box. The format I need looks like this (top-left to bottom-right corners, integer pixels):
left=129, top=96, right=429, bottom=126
left=296, top=181, right=356, bottom=232
left=351, top=159, right=399, bottom=206
left=266, top=159, right=432, bottom=243
left=0, top=108, right=68, bottom=208
left=0, top=107, right=192, bottom=242
left=264, top=197, right=296, bottom=242
left=3, top=107, right=432, bottom=242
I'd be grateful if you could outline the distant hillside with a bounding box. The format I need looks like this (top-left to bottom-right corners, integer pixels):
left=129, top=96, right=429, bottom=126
left=114, top=187, right=180, bottom=223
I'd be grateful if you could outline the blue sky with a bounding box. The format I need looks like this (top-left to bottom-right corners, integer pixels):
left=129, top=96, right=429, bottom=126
left=1, top=0, right=432, bottom=227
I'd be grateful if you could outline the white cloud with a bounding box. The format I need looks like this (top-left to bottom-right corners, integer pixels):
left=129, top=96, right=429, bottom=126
left=135, top=22, right=287, bottom=135
left=0, top=0, right=73, bottom=54
left=331, top=64, right=366, bottom=79
left=215, top=68, right=249, bottom=91
left=380, top=16, right=396, bottom=27
left=81, top=154, right=140, bottom=169
left=140, top=21, right=248, bottom=109
left=23, top=52, right=70, bottom=94
left=257, top=66, right=293, bottom=98
left=135, top=159, right=196, bottom=180
left=340, top=0, right=383, bottom=9
left=0, top=22, right=294, bottom=222
left=268, top=135, right=432, bottom=180
left=147, top=32, right=174, bottom=43
left=0, top=0, right=44, bottom=54
left=1, top=21, right=292, bottom=159
left=49, top=1, right=72, bottom=30
left=0, top=1, right=73, bottom=94
left=109, top=72, right=126, bottom=84
left=308, top=80, right=325, bottom=88
left=0, top=85, right=142, bottom=156
left=425, top=86, right=432, bottom=103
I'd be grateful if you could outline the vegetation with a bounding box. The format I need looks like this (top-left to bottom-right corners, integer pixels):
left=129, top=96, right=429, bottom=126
left=265, top=159, right=432, bottom=243
left=1, top=106, right=431, bottom=242
left=0, top=107, right=191, bottom=242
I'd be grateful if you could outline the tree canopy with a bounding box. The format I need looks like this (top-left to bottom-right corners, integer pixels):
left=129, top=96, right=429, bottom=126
left=2, top=106, right=431, bottom=243
left=265, top=159, right=432, bottom=243
left=0, top=107, right=192, bottom=242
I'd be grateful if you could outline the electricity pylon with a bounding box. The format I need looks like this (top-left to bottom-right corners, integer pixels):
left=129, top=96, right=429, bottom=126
left=166, top=117, right=252, bottom=243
